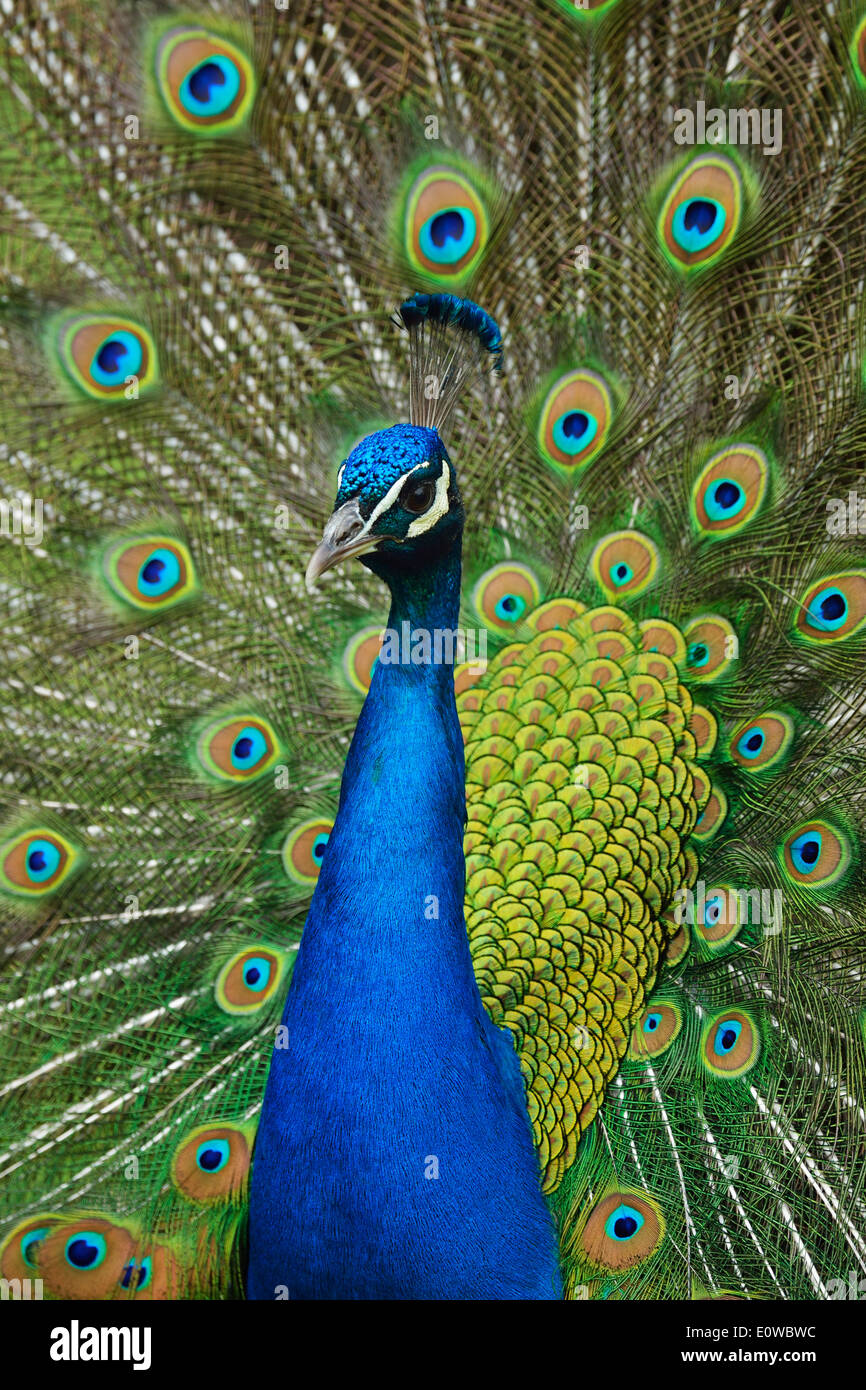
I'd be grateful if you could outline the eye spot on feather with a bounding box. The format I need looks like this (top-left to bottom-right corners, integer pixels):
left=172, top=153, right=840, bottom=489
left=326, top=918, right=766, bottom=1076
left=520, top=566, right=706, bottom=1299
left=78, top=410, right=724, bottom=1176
left=472, top=563, right=541, bottom=632
left=118, top=1254, right=152, bottom=1294
left=781, top=820, right=850, bottom=887
left=0, top=1215, right=64, bottom=1282
left=580, top=1192, right=665, bottom=1269
left=730, top=712, right=793, bottom=771
left=691, top=445, right=768, bottom=536
left=696, top=885, right=742, bottom=950
left=342, top=625, right=384, bottom=694
left=0, top=828, right=79, bottom=897
left=591, top=530, right=659, bottom=599
left=102, top=535, right=196, bottom=611
left=154, top=26, right=255, bottom=133
left=196, top=715, right=280, bottom=782
left=403, top=166, right=488, bottom=280
left=628, top=1001, right=682, bottom=1058
left=38, top=1217, right=136, bottom=1299
left=282, top=817, right=333, bottom=886
left=658, top=154, right=743, bottom=270
left=171, top=1125, right=251, bottom=1202
left=537, top=369, right=612, bottom=473
left=215, top=947, right=287, bottom=1015
left=795, top=572, right=866, bottom=643
left=121, top=1245, right=182, bottom=1301
left=683, top=615, right=736, bottom=681
left=702, top=1009, right=760, bottom=1077
left=54, top=315, right=158, bottom=400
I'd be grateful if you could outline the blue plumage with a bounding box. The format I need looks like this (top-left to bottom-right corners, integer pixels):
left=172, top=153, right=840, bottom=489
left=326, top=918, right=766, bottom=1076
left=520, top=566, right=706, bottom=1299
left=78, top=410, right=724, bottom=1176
left=248, top=404, right=560, bottom=1299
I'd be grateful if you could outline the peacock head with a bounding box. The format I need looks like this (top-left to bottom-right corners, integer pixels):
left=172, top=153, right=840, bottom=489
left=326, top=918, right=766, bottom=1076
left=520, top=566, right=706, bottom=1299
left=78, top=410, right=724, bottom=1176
left=305, top=423, right=463, bottom=589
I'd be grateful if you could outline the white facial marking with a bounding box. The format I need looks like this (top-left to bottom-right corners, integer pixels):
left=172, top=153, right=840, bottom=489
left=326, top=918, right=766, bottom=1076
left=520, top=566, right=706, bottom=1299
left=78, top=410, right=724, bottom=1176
left=364, top=462, right=425, bottom=531
left=342, top=458, right=450, bottom=552
left=406, top=460, right=450, bottom=537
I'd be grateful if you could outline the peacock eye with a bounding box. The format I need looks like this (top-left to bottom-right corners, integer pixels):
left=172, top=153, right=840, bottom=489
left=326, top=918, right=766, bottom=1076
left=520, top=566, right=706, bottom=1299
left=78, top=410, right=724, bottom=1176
left=215, top=946, right=287, bottom=1016
left=401, top=478, right=436, bottom=514
left=119, top=1255, right=152, bottom=1292
left=102, top=535, right=197, bottom=612
left=537, top=368, right=613, bottom=474
left=64, top=1231, right=108, bottom=1271
left=402, top=165, right=488, bottom=280
left=658, top=154, right=744, bottom=271
left=195, top=714, right=280, bottom=783
left=795, top=571, right=866, bottom=643
left=54, top=314, right=158, bottom=401
left=0, top=828, right=79, bottom=898
left=171, top=1124, right=251, bottom=1202
left=154, top=26, right=255, bottom=134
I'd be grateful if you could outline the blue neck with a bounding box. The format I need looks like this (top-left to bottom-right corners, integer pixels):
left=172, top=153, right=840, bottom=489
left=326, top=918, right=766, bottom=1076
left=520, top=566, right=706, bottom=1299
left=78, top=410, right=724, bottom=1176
left=248, top=532, right=562, bottom=1299
left=287, top=535, right=473, bottom=1058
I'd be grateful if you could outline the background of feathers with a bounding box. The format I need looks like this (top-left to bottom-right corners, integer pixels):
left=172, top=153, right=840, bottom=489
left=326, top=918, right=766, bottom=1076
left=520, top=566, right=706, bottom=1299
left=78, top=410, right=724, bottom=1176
left=0, top=0, right=865, bottom=1300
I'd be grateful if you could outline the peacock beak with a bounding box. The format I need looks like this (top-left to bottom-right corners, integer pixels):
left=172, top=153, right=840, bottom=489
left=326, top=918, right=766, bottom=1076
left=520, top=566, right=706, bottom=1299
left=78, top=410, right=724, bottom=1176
left=305, top=497, right=382, bottom=590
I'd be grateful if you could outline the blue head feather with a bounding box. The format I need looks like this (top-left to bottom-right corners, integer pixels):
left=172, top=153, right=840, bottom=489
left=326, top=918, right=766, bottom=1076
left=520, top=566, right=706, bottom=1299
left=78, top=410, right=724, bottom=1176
left=397, top=292, right=504, bottom=372
left=336, top=423, right=445, bottom=515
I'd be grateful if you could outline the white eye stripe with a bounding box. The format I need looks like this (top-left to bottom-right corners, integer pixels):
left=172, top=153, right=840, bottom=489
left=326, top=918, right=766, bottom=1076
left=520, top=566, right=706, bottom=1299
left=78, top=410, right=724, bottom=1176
left=337, top=463, right=346, bottom=489
left=346, top=458, right=450, bottom=548
left=406, top=461, right=450, bottom=536
left=364, top=462, right=426, bottom=531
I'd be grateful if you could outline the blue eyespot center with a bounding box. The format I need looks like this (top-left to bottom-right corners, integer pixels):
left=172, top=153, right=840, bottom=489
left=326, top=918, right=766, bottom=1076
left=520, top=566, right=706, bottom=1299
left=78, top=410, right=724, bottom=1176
left=552, top=409, right=598, bottom=457
left=137, top=547, right=181, bottom=597
left=120, top=1256, right=151, bottom=1292
left=687, top=642, right=709, bottom=668
left=196, top=1138, right=230, bottom=1173
left=704, top=894, right=723, bottom=926
left=419, top=206, right=477, bottom=265
left=230, top=725, right=267, bottom=770
left=495, top=593, right=526, bottom=622
left=807, top=587, right=847, bottom=631
left=673, top=197, right=725, bottom=254
left=25, top=839, right=61, bottom=883
left=242, top=956, right=272, bottom=993
left=180, top=55, right=241, bottom=117
left=311, top=832, right=329, bottom=863
left=713, top=1019, right=742, bottom=1055
left=190, top=61, right=224, bottom=102
left=604, top=1203, right=646, bottom=1242
left=684, top=199, right=716, bottom=234
left=737, top=727, right=765, bottom=758
left=790, top=830, right=821, bottom=872
left=21, top=1227, right=51, bottom=1269
left=65, top=1231, right=108, bottom=1270
left=612, top=562, right=633, bottom=585
left=90, top=330, right=143, bottom=386
left=643, top=1011, right=661, bottom=1034
left=705, top=476, right=746, bottom=521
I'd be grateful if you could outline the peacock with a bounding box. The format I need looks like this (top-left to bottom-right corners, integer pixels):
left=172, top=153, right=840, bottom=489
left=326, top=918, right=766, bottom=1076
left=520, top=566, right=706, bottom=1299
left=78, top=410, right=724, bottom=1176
left=1, top=0, right=866, bottom=1303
